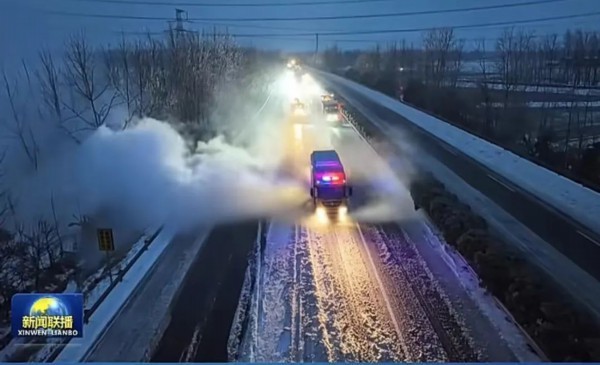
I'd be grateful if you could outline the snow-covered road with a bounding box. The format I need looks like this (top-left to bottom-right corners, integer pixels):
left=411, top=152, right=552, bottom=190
left=233, top=93, right=540, bottom=362
left=236, top=217, right=538, bottom=362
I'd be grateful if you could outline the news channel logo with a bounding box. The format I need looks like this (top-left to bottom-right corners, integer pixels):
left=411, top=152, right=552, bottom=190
left=11, top=293, right=83, bottom=338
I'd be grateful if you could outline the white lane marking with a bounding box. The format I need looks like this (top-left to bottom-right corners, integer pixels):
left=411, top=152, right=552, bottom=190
left=577, top=230, right=600, bottom=248
left=291, top=224, right=299, bottom=358
left=487, top=174, right=516, bottom=193
left=251, top=221, right=268, bottom=361
left=354, top=223, right=403, bottom=345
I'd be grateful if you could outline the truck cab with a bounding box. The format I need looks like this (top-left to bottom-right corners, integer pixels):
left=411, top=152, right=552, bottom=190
left=309, top=150, right=353, bottom=218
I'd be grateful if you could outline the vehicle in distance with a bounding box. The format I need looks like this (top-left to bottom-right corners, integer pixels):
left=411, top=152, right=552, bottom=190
left=321, top=93, right=335, bottom=102
left=291, top=98, right=307, bottom=116
left=322, top=100, right=341, bottom=122
left=309, top=150, right=352, bottom=219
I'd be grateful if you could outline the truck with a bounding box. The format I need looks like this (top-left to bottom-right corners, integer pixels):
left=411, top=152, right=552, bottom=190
left=322, top=100, right=341, bottom=123
left=309, top=150, right=352, bottom=218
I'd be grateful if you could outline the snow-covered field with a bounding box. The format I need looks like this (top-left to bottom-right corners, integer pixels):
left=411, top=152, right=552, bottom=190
left=483, top=101, right=600, bottom=108
left=456, top=80, right=600, bottom=96
left=318, top=70, right=600, bottom=236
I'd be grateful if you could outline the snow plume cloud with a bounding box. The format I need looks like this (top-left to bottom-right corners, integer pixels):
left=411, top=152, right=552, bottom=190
left=6, top=116, right=305, bottom=236
left=0, top=49, right=313, bottom=239
left=333, top=129, right=419, bottom=224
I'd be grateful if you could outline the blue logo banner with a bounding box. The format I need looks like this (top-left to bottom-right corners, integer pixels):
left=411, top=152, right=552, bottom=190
left=11, top=293, right=84, bottom=338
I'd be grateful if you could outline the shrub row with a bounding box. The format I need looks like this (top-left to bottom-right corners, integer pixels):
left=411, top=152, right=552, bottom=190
left=338, top=100, right=600, bottom=361
left=411, top=175, right=600, bottom=361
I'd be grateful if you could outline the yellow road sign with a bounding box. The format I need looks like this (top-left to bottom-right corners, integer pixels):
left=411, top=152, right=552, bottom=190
left=97, top=228, right=115, bottom=252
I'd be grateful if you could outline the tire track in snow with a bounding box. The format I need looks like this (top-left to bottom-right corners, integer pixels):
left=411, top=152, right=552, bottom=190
left=306, top=224, right=405, bottom=362
left=305, top=226, right=348, bottom=361
left=331, top=225, right=404, bottom=362
left=296, top=225, right=327, bottom=362
left=240, top=221, right=325, bottom=362
left=363, top=223, right=478, bottom=361
left=253, top=221, right=294, bottom=361
left=356, top=224, right=448, bottom=361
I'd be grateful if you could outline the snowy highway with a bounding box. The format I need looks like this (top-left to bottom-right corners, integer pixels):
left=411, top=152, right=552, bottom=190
left=63, top=74, right=542, bottom=363
left=237, top=219, right=501, bottom=362
left=231, top=84, right=539, bottom=362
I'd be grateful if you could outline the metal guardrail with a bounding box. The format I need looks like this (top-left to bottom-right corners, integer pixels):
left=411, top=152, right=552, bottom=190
left=45, top=226, right=164, bottom=362
left=83, top=226, right=164, bottom=323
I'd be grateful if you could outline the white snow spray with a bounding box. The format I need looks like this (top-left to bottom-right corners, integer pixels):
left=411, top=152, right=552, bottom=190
left=0, top=70, right=307, bottom=267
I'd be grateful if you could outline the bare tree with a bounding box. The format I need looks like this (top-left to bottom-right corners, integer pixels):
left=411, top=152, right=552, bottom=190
left=37, top=50, right=63, bottom=121
left=16, top=220, right=62, bottom=291
left=104, top=35, right=135, bottom=128
left=476, top=38, right=496, bottom=133
left=423, top=28, right=462, bottom=88
left=1, top=70, right=40, bottom=170
left=62, top=33, right=117, bottom=139
left=495, top=27, right=535, bottom=109
left=0, top=230, right=28, bottom=319
left=540, top=34, right=560, bottom=85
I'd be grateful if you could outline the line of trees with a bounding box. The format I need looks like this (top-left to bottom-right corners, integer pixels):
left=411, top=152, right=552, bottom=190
left=0, top=28, right=254, bottom=335
left=321, top=27, right=600, bottom=190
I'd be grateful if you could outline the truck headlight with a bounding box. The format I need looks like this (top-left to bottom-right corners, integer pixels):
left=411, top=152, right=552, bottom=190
left=316, top=207, right=328, bottom=223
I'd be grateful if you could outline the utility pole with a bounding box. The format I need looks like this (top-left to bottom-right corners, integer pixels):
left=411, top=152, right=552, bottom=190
left=175, top=8, right=187, bottom=33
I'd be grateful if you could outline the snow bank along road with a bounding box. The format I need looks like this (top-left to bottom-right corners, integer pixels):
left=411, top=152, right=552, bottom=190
left=315, top=71, right=600, bottom=289
left=234, top=104, right=540, bottom=362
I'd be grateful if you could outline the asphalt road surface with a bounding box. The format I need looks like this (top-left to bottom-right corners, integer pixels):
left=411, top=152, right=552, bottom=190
left=318, top=73, right=600, bottom=283
left=150, top=222, right=259, bottom=362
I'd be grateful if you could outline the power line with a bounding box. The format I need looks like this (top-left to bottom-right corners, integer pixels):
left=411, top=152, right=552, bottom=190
left=115, top=13, right=600, bottom=42
left=229, top=11, right=600, bottom=37
left=43, top=0, right=569, bottom=23
left=107, top=11, right=600, bottom=40
left=185, top=0, right=571, bottom=22
left=105, top=8, right=600, bottom=36
left=67, top=0, right=395, bottom=7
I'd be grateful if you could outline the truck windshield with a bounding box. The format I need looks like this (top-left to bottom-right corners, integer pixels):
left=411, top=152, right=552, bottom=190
left=324, top=106, right=338, bottom=113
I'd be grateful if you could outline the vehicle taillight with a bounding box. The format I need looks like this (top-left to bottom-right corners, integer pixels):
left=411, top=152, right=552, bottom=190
left=319, top=172, right=345, bottom=184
